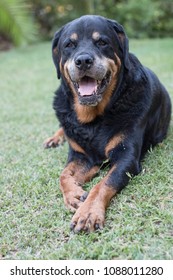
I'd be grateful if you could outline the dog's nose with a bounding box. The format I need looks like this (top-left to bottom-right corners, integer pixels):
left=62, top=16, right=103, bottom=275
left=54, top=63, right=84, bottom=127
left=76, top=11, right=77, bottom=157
left=75, top=54, right=94, bottom=70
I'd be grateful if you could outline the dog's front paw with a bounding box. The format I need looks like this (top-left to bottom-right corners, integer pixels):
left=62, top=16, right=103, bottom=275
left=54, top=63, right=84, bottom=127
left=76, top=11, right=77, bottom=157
left=70, top=200, right=105, bottom=233
left=44, top=128, right=65, bottom=149
left=44, top=136, right=59, bottom=148
left=63, top=190, right=88, bottom=212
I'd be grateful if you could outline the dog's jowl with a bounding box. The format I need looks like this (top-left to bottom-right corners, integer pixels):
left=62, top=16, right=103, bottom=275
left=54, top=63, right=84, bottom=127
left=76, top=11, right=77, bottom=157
left=44, top=15, right=172, bottom=233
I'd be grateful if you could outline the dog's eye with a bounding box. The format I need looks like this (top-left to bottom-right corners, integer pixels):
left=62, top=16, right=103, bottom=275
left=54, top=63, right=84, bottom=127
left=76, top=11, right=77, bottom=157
left=65, top=40, right=76, bottom=49
left=97, top=39, right=108, bottom=46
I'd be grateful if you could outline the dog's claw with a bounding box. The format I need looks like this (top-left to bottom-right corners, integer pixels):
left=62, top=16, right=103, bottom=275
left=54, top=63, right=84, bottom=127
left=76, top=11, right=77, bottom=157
left=80, top=192, right=88, bottom=202
left=70, top=222, right=77, bottom=231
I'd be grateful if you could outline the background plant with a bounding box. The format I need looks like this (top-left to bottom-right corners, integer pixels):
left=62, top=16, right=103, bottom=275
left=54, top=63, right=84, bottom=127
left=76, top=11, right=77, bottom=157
left=28, top=0, right=173, bottom=39
left=0, top=0, right=38, bottom=48
left=0, top=0, right=173, bottom=48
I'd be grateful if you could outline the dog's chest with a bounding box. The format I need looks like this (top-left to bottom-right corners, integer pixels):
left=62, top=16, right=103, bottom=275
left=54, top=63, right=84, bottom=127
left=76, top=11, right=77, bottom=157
left=64, top=116, right=115, bottom=158
left=66, top=120, right=101, bottom=145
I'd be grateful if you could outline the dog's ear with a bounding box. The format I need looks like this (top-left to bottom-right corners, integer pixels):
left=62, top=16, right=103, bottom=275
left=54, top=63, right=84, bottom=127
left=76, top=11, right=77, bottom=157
left=52, top=28, right=63, bottom=79
left=107, top=19, right=130, bottom=71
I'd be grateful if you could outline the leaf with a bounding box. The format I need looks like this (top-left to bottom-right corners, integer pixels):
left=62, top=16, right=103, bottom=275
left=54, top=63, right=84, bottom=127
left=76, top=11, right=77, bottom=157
left=0, top=0, right=38, bottom=46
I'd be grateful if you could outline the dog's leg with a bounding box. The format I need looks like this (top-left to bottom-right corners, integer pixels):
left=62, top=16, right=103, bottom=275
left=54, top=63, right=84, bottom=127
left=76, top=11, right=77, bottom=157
left=70, top=166, right=117, bottom=232
left=60, top=161, right=99, bottom=212
left=44, top=127, right=65, bottom=148
left=71, top=139, right=142, bottom=233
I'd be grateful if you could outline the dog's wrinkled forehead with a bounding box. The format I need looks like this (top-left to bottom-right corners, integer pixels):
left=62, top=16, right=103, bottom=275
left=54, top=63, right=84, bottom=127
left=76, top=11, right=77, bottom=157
left=59, top=16, right=119, bottom=53
left=63, top=15, right=111, bottom=38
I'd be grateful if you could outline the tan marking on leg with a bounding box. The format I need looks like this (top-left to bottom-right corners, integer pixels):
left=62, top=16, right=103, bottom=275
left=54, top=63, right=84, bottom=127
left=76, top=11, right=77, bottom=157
left=105, top=134, right=125, bottom=157
left=67, top=138, right=86, bottom=154
left=71, top=166, right=117, bottom=232
left=60, top=161, right=99, bottom=212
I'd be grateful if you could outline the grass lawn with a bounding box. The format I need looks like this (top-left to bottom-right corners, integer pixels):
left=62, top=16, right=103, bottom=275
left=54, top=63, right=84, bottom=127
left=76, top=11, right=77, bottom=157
left=0, top=39, right=173, bottom=260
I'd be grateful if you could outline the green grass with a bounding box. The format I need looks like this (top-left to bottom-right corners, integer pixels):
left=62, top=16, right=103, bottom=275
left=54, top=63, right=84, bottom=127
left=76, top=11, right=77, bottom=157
left=0, top=39, right=173, bottom=260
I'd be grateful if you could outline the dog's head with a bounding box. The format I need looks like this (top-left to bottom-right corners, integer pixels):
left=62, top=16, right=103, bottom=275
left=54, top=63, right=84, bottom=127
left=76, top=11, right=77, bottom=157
left=52, top=15, right=129, bottom=106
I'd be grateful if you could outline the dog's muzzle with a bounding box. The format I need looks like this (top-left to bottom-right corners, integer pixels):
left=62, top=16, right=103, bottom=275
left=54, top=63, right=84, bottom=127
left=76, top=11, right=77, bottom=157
left=66, top=54, right=111, bottom=106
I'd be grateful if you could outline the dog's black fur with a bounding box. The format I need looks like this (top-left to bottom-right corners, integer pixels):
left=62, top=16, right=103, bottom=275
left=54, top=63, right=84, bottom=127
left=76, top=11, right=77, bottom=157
left=46, top=15, right=171, bottom=232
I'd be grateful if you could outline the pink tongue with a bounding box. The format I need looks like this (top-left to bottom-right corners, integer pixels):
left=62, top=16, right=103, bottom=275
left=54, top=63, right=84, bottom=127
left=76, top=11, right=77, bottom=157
left=78, top=78, right=97, bottom=96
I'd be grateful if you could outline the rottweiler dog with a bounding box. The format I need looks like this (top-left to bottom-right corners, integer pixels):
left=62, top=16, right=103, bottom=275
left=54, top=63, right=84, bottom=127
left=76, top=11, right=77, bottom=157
left=44, top=15, right=171, bottom=233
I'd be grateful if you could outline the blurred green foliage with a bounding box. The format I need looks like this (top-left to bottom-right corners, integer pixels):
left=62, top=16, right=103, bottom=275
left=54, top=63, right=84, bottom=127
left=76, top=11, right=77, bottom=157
left=98, top=0, right=173, bottom=38
left=29, top=0, right=92, bottom=38
left=0, top=0, right=38, bottom=49
left=29, top=0, right=173, bottom=39
left=0, top=0, right=173, bottom=47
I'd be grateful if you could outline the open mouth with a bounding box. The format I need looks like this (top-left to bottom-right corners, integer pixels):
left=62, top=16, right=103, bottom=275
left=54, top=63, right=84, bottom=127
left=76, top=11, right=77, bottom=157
left=73, top=72, right=111, bottom=106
